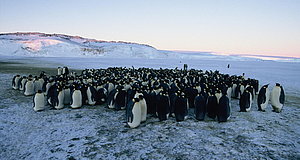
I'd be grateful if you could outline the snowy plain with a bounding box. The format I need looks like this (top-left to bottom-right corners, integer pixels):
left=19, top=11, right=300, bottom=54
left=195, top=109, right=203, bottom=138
left=0, top=33, right=299, bottom=159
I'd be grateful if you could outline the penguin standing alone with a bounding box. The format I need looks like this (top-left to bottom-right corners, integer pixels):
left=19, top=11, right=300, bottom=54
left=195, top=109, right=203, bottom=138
left=270, top=83, right=285, bottom=113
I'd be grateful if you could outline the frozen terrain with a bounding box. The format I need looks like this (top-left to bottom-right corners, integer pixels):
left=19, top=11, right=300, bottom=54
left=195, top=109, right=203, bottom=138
left=0, top=32, right=299, bottom=159
left=0, top=55, right=299, bottom=160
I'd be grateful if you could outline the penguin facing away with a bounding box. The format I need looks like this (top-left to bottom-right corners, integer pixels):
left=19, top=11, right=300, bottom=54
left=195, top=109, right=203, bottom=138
left=194, top=93, right=206, bottom=121
left=270, top=83, right=285, bottom=113
left=206, top=92, right=218, bottom=119
left=174, top=92, right=188, bottom=122
left=257, top=84, right=270, bottom=112
left=24, top=79, right=35, bottom=96
left=217, top=93, right=231, bottom=122
left=33, top=90, right=46, bottom=112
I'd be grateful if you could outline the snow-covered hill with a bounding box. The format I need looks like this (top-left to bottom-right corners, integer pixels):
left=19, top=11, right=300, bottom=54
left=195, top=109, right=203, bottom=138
left=0, top=32, right=166, bottom=58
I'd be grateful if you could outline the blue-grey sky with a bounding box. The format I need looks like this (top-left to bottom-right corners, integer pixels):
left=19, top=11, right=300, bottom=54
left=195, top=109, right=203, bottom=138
left=1, top=0, right=299, bottom=57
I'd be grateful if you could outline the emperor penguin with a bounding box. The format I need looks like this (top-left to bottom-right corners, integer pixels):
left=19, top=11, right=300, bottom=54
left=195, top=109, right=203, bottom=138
left=194, top=92, right=207, bottom=121
left=54, top=85, right=65, bottom=110
left=19, top=76, right=27, bottom=91
left=137, top=92, right=147, bottom=123
left=270, top=83, right=285, bottom=113
left=239, top=87, right=252, bottom=112
left=33, top=90, right=46, bottom=112
left=206, top=90, right=218, bottom=119
left=217, top=90, right=231, bottom=122
left=126, top=98, right=142, bottom=128
left=71, top=84, right=82, bottom=109
left=34, top=77, right=43, bottom=93
left=24, top=79, right=35, bottom=96
left=257, top=84, right=270, bottom=112
left=57, top=67, right=63, bottom=76
left=86, top=84, right=97, bottom=105
left=114, top=85, right=127, bottom=110
left=156, top=90, right=170, bottom=121
left=215, top=88, right=222, bottom=104
left=12, top=75, right=21, bottom=90
left=63, top=85, right=71, bottom=105
left=107, top=88, right=117, bottom=109
left=174, top=91, right=188, bottom=122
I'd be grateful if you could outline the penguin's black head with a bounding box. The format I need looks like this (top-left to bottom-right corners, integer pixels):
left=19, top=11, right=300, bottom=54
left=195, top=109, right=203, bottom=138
left=37, top=90, right=43, bottom=93
left=276, top=83, right=281, bottom=87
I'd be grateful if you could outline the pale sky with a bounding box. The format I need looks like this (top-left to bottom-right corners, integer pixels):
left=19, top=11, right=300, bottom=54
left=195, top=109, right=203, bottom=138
left=1, top=0, right=299, bottom=57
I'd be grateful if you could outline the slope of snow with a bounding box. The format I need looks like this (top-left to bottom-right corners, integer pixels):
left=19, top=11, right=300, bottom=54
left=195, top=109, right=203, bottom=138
left=0, top=32, right=165, bottom=58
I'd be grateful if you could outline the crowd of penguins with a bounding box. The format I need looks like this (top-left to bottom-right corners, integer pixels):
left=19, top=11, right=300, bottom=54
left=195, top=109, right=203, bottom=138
left=12, top=66, right=285, bottom=128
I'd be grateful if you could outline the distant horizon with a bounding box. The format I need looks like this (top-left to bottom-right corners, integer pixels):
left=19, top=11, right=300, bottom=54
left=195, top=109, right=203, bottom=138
left=1, top=0, right=299, bottom=58
left=1, top=31, right=300, bottom=59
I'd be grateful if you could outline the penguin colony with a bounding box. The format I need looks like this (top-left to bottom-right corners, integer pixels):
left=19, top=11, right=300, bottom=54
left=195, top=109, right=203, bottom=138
left=12, top=66, right=285, bottom=128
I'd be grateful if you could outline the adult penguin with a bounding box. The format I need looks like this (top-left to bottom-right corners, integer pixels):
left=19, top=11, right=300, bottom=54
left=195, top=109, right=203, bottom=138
left=71, top=83, right=82, bottom=109
left=80, top=84, right=88, bottom=105
left=147, top=88, right=157, bottom=116
left=194, top=92, right=207, bottom=121
left=217, top=90, right=231, bottom=122
left=114, top=85, right=127, bottom=110
left=107, top=87, right=117, bottom=109
left=12, top=75, right=21, bottom=90
left=257, top=84, right=270, bottom=112
left=24, top=78, right=35, bottom=96
left=239, top=87, right=252, bottom=112
left=33, top=90, right=46, bottom=112
left=96, top=87, right=107, bottom=105
left=34, top=77, right=43, bottom=93
left=63, top=85, right=71, bottom=105
left=86, top=84, right=97, bottom=105
left=19, top=76, right=27, bottom=91
left=174, top=91, right=188, bottom=122
left=126, top=97, right=141, bottom=128
left=137, top=92, right=147, bottom=123
left=54, top=85, right=65, bottom=110
left=206, top=90, right=218, bottom=119
left=156, top=90, right=170, bottom=121
left=270, top=83, right=285, bottom=113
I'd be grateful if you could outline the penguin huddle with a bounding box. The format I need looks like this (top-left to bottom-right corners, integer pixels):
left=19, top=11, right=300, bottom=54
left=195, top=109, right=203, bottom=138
left=12, top=66, right=285, bottom=128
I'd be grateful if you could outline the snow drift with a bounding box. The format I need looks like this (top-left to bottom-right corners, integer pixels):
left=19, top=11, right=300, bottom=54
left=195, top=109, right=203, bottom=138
left=0, top=32, right=166, bottom=58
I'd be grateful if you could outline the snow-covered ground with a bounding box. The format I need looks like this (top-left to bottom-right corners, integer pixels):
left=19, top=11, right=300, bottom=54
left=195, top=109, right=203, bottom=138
left=0, top=55, right=299, bottom=159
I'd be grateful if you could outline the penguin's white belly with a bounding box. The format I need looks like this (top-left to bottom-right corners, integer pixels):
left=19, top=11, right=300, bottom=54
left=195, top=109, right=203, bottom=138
left=140, top=99, right=147, bottom=122
left=246, top=93, right=253, bottom=112
left=13, top=77, right=21, bottom=89
left=55, top=91, right=65, bottom=109
left=71, top=90, right=82, bottom=109
left=87, top=88, right=96, bottom=105
left=215, top=93, right=222, bottom=104
left=261, top=90, right=270, bottom=111
left=128, top=103, right=142, bottom=128
left=231, top=84, right=237, bottom=97
left=24, top=82, right=35, bottom=96
left=271, top=87, right=283, bottom=112
left=34, top=94, right=45, bottom=111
